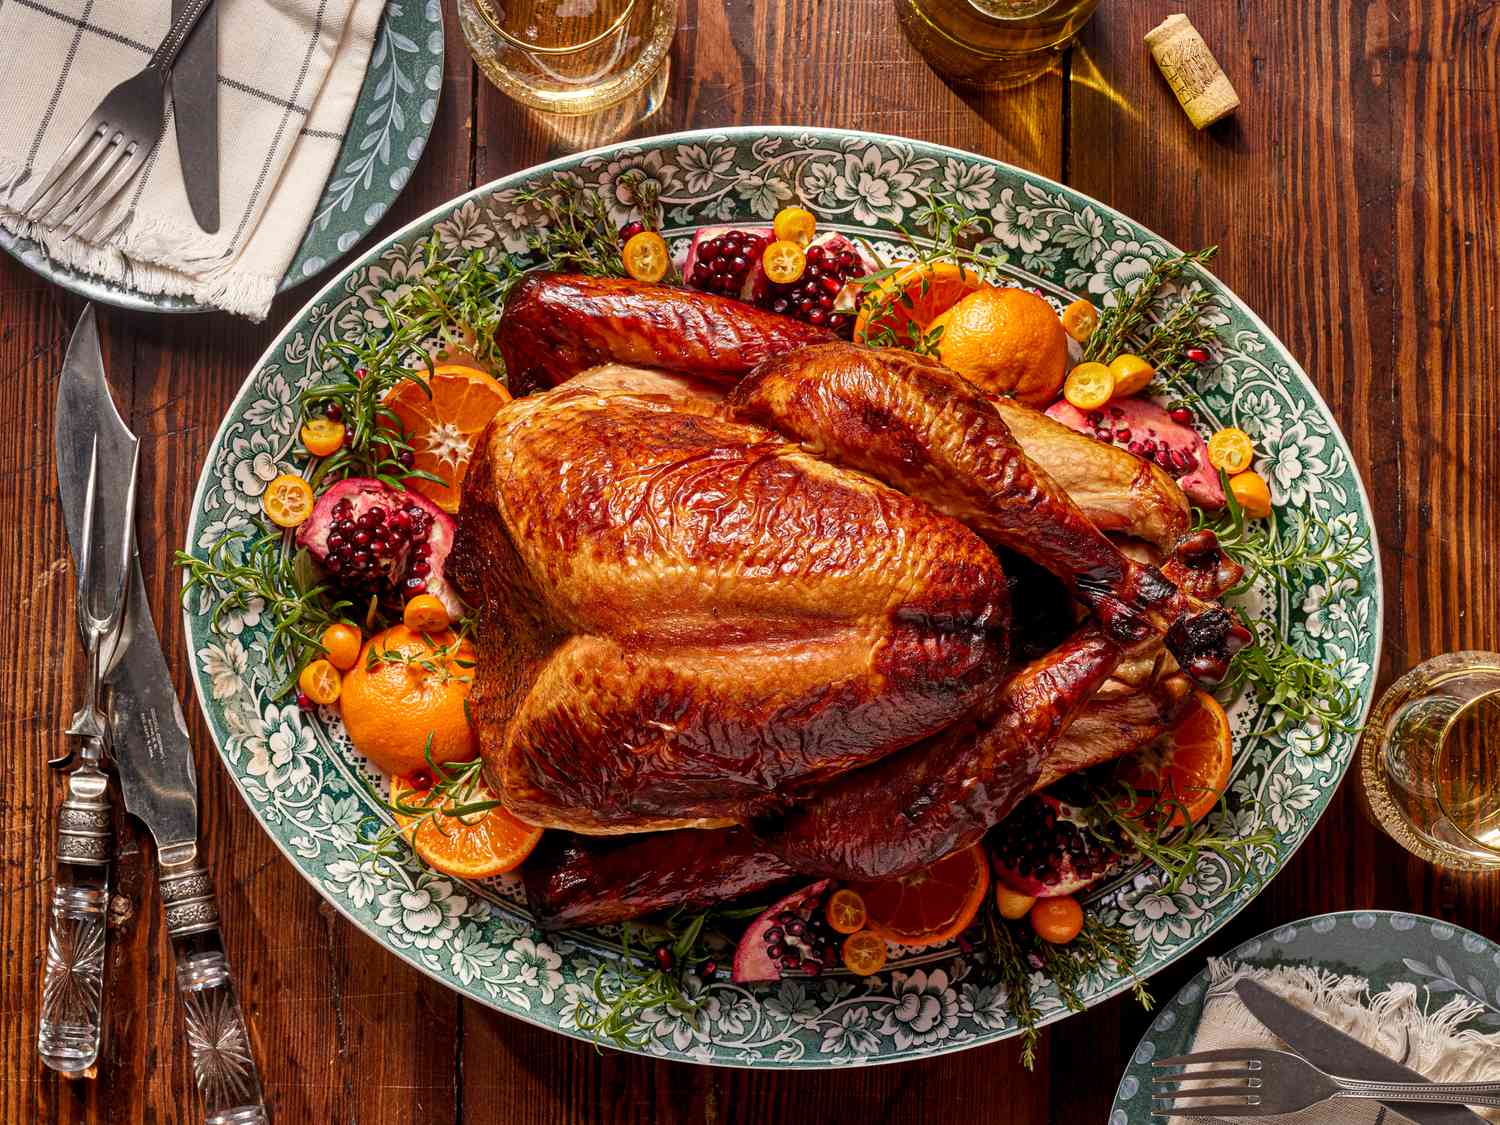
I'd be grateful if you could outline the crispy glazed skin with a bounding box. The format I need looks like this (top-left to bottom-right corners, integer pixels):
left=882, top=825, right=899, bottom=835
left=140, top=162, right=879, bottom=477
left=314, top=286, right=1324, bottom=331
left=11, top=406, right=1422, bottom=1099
left=727, top=343, right=1248, bottom=682
left=498, top=272, right=836, bottom=394
left=449, top=369, right=1011, bottom=834
left=990, top=398, right=1190, bottom=550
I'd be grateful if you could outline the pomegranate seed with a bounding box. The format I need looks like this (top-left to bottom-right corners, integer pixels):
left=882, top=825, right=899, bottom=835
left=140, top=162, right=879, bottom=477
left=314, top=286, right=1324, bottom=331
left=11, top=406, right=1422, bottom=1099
left=1185, top=346, right=1210, bottom=364
left=1115, top=428, right=1131, bottom=442
left=1087, top=411, right=1103, bottom=426
left=654, top=945, right=674, bottom=971
left=619, top=220, right=645, bottom=240
left=1094, top=428, right=1113, bottom=442
left=411, top=561, right=431, bottom=577
left=1109, top=406, right=1124, bottom=418
left=404, top=578, right=427, bottom=594
left=355, top=367, right=367, bottom=381
left=807, top=307, right=827, bottom=325
left=297, top=692, right=314, bottom=711
left=701, top=960, right=717, bottom=977
left=1169, top=407, right=1194, bottom=425
left=324, top=402, right=343, bottom=422
left=1128, top=441, right=1145, bottom=455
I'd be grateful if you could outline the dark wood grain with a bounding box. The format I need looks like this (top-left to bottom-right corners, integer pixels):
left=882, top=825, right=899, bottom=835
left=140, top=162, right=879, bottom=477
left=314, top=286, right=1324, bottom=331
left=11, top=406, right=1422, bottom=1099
left=1, top=1, right=1497, bottom=1122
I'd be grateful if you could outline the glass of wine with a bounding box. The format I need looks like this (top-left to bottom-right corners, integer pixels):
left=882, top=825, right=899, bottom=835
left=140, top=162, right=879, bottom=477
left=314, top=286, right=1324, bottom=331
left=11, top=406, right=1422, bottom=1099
left=1359, top=651, right=1500, bottom=869
left=457, top=0, right=677, bottom=117
left=895, top=0, right=1101, bottom=89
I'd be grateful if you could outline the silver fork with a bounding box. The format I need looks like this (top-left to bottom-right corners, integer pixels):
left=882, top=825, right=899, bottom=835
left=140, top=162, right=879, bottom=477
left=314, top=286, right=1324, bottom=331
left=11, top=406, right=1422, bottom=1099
left=1153, top=1048, right=1500, bottom=1116
left=16, top=0, right=218, bottom=240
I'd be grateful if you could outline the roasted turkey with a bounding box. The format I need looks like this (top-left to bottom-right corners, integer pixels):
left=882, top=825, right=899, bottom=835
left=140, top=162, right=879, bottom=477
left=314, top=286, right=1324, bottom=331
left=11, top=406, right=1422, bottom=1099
left=449, top=273, right=1248, bottom=927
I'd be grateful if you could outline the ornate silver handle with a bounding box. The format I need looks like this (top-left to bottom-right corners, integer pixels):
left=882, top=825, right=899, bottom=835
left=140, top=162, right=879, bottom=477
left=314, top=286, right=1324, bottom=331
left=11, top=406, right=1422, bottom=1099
left=1335, top=1076, right=1500, bottom=1108
left=36, top=763, right=112, bottom=1075
left=160, top=851, right=268, bottom=1125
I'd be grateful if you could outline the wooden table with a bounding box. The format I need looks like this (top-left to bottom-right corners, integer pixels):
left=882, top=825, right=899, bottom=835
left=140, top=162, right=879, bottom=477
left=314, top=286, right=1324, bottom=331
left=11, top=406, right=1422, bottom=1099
left=4, top=2, right=1497, bottom=1121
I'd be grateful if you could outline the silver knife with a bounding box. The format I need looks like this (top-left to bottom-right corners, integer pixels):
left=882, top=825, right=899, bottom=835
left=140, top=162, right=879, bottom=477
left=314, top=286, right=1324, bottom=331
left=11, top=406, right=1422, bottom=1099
left=40, top=304, right=139, bottom=1077
left=1237, top=979, right=1487, bottom=1125
left=107, top=545, right=268, bottom=1118
left=173, top=0, right=219, bottom=233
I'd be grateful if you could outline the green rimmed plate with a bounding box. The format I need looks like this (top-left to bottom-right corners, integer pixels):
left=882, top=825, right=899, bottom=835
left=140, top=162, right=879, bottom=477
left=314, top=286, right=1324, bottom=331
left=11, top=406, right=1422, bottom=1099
left=1110, top=911, right=1500, bottom=1123
left=183, top=126, right=1384, bottom=1067
left=0, top=0, right=443, bottom=313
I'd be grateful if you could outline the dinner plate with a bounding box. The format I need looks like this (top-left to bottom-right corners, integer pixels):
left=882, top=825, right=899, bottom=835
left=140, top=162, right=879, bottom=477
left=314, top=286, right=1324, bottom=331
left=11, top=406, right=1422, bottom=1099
left=1110, top=911, right=1500, bottom=1123
left=0, top=0, right=443, bottom=313
left=183, top=127, right=1384, bottom=1067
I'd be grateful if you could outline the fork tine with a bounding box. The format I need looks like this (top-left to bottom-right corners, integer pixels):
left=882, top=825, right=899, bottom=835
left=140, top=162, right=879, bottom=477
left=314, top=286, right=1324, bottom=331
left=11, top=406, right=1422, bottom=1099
left=1153, top=1086, right=1264, bottom=1101
left=62, top=143, right=145, bottom=241
left=23, top=124, right=108, bottom=222
left=1152, top=1068, right=1262, bottom=1083
left=41, top=132, right=129, bottom=229
left=1154, top=1050, right=1264, bottom=1066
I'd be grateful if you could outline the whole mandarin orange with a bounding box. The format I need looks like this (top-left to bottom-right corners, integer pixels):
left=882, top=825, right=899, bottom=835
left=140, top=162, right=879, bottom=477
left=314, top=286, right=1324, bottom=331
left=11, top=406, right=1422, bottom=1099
left=929, top=286, right=1070, bottom=406
left=339, top=624, right=477, bottom=777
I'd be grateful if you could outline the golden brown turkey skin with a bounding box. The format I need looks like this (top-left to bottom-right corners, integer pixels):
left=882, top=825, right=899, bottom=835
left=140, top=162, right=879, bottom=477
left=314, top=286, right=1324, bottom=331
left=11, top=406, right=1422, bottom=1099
left=726, top=343, right=1249, bottom=682
left=450, top=372, right=1011, bottom=834
left=498, top=272, right=836, bottom=394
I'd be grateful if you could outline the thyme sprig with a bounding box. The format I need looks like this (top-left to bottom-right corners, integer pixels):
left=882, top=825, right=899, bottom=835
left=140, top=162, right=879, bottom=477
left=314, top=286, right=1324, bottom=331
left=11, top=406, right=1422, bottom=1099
left=982, top=903, right=1150, bottom=1070
left=175, top=532, right=353, bottom=696
left=390, top=233, right=524, bottom=374
left=1082, top=246, right=1219, bottom=369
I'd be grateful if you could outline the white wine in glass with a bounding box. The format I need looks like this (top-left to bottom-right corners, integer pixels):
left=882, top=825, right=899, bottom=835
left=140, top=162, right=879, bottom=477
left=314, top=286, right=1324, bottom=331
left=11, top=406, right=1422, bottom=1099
left=458, top=0, right=677, bottom=115
left=1360, top=652, right=1500, bottom=869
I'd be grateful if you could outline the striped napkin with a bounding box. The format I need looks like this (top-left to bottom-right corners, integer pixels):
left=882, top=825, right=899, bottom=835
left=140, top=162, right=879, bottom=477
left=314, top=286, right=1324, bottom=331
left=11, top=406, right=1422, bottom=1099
left=1175, top=961, right=1500, bottom=1124
left=0, top=0, right=386, bottom=319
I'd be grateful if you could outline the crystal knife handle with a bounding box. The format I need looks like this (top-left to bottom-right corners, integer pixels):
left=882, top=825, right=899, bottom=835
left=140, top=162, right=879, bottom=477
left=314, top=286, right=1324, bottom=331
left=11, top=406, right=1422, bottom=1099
left=160, top=851, right=269, bottom=1125
left=37, top=763, right=112, bottom=1076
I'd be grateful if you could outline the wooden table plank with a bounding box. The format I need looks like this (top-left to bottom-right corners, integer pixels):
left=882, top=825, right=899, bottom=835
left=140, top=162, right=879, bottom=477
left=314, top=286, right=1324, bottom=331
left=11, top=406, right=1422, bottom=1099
left=2, top=1, right=1498, bottom=1122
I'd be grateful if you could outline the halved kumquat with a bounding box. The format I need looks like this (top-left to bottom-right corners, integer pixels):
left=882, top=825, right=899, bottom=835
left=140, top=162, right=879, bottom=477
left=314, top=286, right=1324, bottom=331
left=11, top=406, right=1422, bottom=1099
left=1207, top=426, right=1255, bottom=474
left=772, top=206, right=817, bottom=247
left=262, top=474, right=315, bottom=528
left=840, top=930, right=888, bottom=976
left=622, top=230, right=670, bottom=283
left=762, top=239, right=807, bottom=284
left=298, top=659, right=342, bottom=706
left=1063, top=362, right=1115, bottom=411
left=824, top=888, right=868, bottom=935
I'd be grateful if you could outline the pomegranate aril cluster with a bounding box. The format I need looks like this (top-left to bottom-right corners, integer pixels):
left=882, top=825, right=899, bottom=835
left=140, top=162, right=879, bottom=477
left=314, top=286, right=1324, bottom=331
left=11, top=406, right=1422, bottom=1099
left=762, top=907, right=835, bottom=976
left=1086, top=405, right=1200, bottom=478
left=690, top=229, right=768, bottom=296
left=762, top=242, right=857, bottom=333
left=321, top=497, right=434, bottom=598
left=990, top=795, right=1117, bottom=885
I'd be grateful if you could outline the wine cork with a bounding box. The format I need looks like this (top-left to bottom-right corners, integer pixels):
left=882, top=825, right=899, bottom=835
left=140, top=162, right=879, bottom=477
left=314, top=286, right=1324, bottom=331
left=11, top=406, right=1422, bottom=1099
left=1145, top=14, right=1240, bottom=129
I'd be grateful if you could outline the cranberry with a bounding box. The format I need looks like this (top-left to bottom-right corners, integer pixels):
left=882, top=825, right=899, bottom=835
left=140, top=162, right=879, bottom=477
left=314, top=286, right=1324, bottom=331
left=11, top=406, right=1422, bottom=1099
left=408, top=768, right=434, bottom=791
left=1169, top=407, right=1195, bottom=425
left=701, top=960, right=717, bottom=978
left=399, top=450, right=415, bottom=469
left=324, top=402, right=343, bottom=422
left=654, top=945, right=674, bottom=971
left=354, top=367, right=367, bottom=381
left=1185, top=346, right=1210, bottom=364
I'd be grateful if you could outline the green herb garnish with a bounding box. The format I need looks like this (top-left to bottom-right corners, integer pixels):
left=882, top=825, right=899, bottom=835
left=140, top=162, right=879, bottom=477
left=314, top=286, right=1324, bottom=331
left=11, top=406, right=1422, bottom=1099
left=355, top=739, right=502, bottom=868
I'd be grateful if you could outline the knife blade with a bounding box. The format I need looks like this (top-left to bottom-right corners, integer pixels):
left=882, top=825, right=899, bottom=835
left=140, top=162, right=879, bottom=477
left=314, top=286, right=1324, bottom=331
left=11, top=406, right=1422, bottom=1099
left=1236, top=979, right=1487, bottom=1125
left=172, top=0, right=219, bottom=234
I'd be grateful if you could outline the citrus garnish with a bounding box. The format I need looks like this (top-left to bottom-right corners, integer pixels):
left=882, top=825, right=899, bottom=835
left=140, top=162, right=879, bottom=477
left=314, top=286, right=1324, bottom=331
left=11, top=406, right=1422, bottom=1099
left=846, top=844, right=990, bottom=948
left=385, top=363, right=511, bottom=512
left=854, top=260, right=984, bottom=346
left=1063, top=361, right=1115, bottom=411
left=262, top=473, right=314, bottom=528
left=1207, top=426, right=1255, bottom=474
left=1115, top=689, right=1234, bottom=828
left=622, top=230, right=670, bottom=282
left=762, top=239, right=807, bottom=284
left=390, top=772, right=542, bottom=879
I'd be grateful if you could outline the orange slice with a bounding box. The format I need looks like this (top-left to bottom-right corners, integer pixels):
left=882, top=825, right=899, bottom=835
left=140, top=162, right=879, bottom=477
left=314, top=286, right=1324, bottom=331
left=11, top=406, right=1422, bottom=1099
left=853, top=261, right=985, bottom=346
left=845, top=844, right=990, bottom=947
left=390, top=773, right=543, bottom=879
left=1115, top=689, right=1234, bottom=828
left=385, top=363, right=511, bottom=512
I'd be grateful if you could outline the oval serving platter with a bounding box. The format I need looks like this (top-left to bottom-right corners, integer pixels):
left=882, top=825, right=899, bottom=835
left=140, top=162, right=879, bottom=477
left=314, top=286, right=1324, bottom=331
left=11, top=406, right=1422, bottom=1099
left=1110, top=911, right=1500, bottom=1124
left=183, top=127, right=1384, bottom=1068
left=0, top=0, right=444, bottom=312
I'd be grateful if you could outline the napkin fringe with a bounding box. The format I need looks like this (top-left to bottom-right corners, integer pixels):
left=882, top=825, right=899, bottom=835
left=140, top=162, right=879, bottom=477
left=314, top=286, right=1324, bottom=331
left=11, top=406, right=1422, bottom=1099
left=1206, top=958, right=1498, bottom=1070
left=1, top=154, right=279, bottom=317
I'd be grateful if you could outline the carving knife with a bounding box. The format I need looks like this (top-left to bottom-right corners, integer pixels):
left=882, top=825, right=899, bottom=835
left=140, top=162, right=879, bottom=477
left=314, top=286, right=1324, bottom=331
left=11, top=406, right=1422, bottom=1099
left=1236, top=979, right=1487, bottom=1124
left=104, top=558, right=268, bottom=1118
left=40, top=305, right=138, bottom=1076
left=173, top=0, right=219, bottom=233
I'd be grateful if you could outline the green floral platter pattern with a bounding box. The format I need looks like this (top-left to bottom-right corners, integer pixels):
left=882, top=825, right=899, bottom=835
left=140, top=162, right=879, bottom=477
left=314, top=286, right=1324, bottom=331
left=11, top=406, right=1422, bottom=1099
left=0, top=0, right=443, bottom=313
left=183, top=127, right=1384, bottom=1068
left=1111, top=912, right=1500, bottom=1123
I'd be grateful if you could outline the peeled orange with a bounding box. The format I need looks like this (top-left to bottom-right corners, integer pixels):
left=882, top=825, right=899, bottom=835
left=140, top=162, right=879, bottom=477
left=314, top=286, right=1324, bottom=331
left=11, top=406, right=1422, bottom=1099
left=385, top=363, right=511, bottom=512
left=929, top=286, right=1070, bottom=406
left=854, top=261, right=985, bottom=347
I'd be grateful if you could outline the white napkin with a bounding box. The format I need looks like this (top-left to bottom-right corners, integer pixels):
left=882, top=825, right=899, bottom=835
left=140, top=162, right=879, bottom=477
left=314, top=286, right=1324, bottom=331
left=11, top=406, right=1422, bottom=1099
left=1173, top=960, right=1500, bottom=1124
left=0, top=0, right=386, bottom=320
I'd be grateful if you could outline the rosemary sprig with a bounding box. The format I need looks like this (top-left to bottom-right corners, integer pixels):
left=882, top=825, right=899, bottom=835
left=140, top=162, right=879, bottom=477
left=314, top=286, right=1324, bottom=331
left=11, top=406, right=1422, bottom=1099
left=1084, top=783, right=1278, bottom=895
left=853, top=195, right=1007, bottom=352
left=363, top=627, right=475, bottom=687
left=390, top=233, right=524, bottom=374
left=572, top=902, right=761, bottom=1049
left=356, top=740, right=501, bottom=865
left=175, top=531, right=354, bottom=696
left=1220, top=624, right=1361, bottom=751
left=512, top=170, right=663, bottom=281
